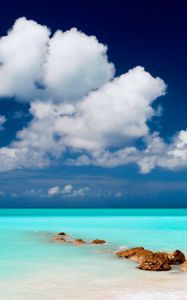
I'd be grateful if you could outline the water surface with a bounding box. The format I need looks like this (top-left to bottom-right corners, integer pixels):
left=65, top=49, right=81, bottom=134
left=1, top=209, right=187, bottom=299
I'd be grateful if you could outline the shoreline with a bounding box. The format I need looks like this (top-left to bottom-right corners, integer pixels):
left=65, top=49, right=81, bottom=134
left=1, top=266, right=187, bottom=300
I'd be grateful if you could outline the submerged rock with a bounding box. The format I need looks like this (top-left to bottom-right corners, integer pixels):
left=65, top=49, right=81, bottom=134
left=53, top=236, right=66, bottom=242
left=139, top=252, right=171, bottom=271
left=73, top=239, right=86, bottom=245
left=91, top=239, right=106, bottom=244
left=116, top=247, right=144, bottom=258
left=168, top=250, right=185, bottom=265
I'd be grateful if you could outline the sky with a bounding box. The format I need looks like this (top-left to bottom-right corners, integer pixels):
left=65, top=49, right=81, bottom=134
left=0, top=0, right=187, bottom=208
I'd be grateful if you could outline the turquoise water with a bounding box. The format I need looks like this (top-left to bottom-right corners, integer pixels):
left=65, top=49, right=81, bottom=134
left=1, top=209, right=187, bottom=299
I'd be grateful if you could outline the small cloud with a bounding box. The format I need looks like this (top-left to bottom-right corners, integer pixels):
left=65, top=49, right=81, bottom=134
left=48, top=186, right=61, bottom=196
left=0, top=115, right=6, bottom=131
left=22, top=188, right=44, bottom=197
left=61, top=184, right=73, bottom=194
left=0, top=191, right=5, bottom=198
left=12, top=111, right=30, bottom=119
left=115, top=192, right=123, bottom=198
left=48, top=184, right=90, bottom=198
left=72, top=187, right=90, bottom=197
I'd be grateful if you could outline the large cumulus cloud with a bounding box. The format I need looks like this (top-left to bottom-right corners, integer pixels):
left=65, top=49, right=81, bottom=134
left=0, top=17, right=114, bottom=102
left=0, top=17, right=186, bottom=173
left=0, top=18, right=49, bottom=100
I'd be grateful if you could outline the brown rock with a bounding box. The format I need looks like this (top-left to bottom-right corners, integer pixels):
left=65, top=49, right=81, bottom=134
left=57, top=232, right=66, bottom=236
left=180, top=261, right=187, bottom=271
left=53, top=236, right=66, bottom=242
left=131, top=249, right=153, bottom=263
left=168, top=250, right=185, bottom=265
left=155, top=252, right=170, bottom=265
left=73, top=238, right=86, bottom=245
left=139, top=252, right=171, bottom=271
left=116, top=247, right=144, bottom=258
left=92, top=239, right=106, bottom=244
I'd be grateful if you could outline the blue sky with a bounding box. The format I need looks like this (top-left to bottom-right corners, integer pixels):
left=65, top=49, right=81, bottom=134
left=0, top=0, right=187, bottom=207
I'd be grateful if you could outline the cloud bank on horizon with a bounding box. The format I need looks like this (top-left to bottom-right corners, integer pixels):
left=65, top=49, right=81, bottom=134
left=48, top=184, right=90, bottom=197
left=0, top=17, right=187, bottom=173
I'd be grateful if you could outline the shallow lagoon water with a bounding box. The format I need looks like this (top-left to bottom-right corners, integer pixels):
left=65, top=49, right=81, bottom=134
left=1, top=209, right=187, bottom=299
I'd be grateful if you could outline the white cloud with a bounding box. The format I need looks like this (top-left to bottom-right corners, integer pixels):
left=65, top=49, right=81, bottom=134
left=0, top=17, right=50, bottom=100
left=61, top=184, right=73, bottom=194
left=138, top=130, right=187, bottom=173
left=0, top=17, right=114, bottom=103
left=12, top=111, right=29, bottom=119
left=48, top=186, right=61, bottom=196
left=0, top=115, right=6, bottom=130
left=0, top=64, right=166, bottom=172
left=3, top=185, right=124, bottom=199
left=115, top=192, right=123, bottom=198
left=0, top=18, right=187, bottom=174
left=71, top=187, right=90, bottom=197
left=44, top=28, right=115, bottom=102
left=53, top=66, right=165, bottom=150
left=68, top=130, right=187, bottom=173
left=22, top=188, right=44, bottom=197
left=0, top=147, right=50, bottom=171
left=48, top=184, right=89, bottom=197
left=70, top=147, right=139, bottom=167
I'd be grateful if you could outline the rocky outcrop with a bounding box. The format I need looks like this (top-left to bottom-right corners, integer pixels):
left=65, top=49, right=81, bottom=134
left=91, top=239, right=106, bottom=244
left=53, top=236, right=66, bottom=242
left=139, top=252, right=171, bottom=271
left=53, top=232, right=187, bottom=273
left=73, top=238, right=86, bottom=245
left=53, top=231, right=87, bottom=245
left=168, top=250, right=185, bottom=265
left=116, top=247, right=144, bottom=258
left=57, top=232, right=66, bottom=236
left=130, top=249, right=153, bottom=263
left=115, top=247, right=177, bottom=271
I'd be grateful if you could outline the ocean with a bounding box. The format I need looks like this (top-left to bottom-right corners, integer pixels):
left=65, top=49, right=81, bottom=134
left=0, top=208, right=187, bottom=299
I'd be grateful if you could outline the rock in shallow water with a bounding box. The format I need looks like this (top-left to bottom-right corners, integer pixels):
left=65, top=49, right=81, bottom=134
left=73, top=239, right=86, bottom=245
left=130, top=249, right=153, bottom=263
left=53, top=236, right=66, bottom=242
left=168, top=250, right=185, bottom=265
left=57, top=232, right=67, bottom=236
left=91, top=239, right=106, bottom=244
left=116, top=247, right=144, bottom=258
left=139, top=252, right=171, bottom=271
